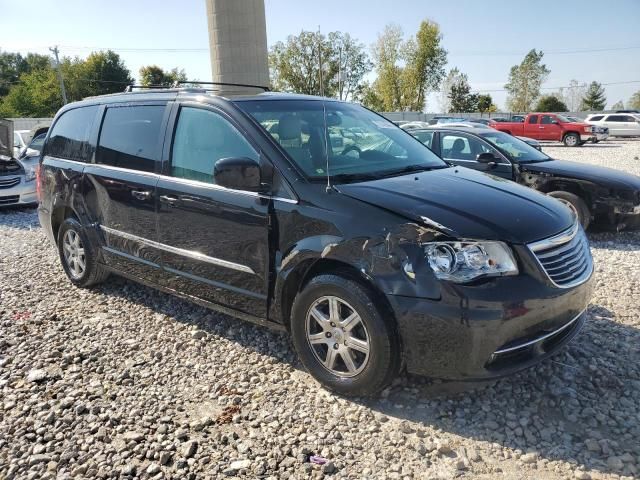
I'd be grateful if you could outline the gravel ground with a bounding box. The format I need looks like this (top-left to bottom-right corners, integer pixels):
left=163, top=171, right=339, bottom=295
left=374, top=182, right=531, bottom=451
left=1, top=140, right=639, bottom=480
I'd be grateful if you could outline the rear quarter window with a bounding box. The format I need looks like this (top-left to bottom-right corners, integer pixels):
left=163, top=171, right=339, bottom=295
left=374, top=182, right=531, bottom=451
left=46, top=105, right=98, bottom=161
left=96, top=105, right=165, bottom=173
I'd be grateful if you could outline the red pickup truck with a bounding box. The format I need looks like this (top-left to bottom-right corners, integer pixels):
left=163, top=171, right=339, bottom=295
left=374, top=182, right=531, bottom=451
left=491, top=113, right=604, bottom=147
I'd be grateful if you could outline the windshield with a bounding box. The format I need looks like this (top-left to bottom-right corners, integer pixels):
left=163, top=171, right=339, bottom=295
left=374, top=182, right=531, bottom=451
left=555, top=114, right=573, bottom=123
left=236, top=99, right=447, bottom=182
left=479, top=131, right=550, bottom=163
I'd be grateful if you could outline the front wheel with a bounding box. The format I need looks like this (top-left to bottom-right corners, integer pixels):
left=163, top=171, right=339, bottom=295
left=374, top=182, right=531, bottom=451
left=290, top=274, right=401, bottom=397
left=563, top=133, right=580, bottom=147
left=548, top=191, right=591, bottom=230
left=57, top=218, right=109, bottom=287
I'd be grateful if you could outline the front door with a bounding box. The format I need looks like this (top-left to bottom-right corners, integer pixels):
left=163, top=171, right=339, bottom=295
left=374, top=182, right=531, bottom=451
left=439, top=132, right=512, bottom=179
left=539, top=115, right=562, bottom=141
left=84, top=103, right=169, bottom=280
left=156, top=104, right=270, bottom=318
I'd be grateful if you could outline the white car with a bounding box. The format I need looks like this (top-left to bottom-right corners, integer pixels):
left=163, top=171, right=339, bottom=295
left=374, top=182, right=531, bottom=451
left=13, top=130, right=31, bottom=158
left=585, top=113, right=640, bottom=137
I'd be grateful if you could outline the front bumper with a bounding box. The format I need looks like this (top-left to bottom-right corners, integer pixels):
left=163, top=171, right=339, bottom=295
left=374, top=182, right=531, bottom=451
left=580, top=133, right=608, bottom=142
left=0, top=175, right=37, bottom=206
left=388, top=272, right=594, bottom=380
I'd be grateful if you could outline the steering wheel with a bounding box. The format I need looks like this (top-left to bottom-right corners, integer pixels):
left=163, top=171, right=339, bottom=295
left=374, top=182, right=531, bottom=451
left=341, top=145, right=362, bottom=157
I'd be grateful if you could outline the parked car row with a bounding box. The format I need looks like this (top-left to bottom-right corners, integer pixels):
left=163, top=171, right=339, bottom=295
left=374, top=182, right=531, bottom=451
left=407, top=126, right=640, bottom=230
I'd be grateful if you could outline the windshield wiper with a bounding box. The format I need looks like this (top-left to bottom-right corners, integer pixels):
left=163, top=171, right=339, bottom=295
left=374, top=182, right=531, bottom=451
left=380, top=164, right=444, bottom=177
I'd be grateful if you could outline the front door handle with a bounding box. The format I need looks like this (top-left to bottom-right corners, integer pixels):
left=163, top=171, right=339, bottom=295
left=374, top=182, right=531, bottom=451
left=131, top=189, right=151, bottom=200
left=160, top=194, right=179, bottom=205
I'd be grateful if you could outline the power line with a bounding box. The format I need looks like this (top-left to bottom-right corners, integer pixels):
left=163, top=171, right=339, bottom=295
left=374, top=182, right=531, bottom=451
left=471, top=80, right=640, bottom=93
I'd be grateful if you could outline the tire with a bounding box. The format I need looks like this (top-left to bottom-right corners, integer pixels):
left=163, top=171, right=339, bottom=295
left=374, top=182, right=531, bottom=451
left=57, top=218, right=109, bottom=287
left=548, top=191, right=591, bottom=230
left=290, top=274, right=401, bottom=397
left=592, top=140, right=600, bottom=144
left=563, top=133, right=580, bottom=147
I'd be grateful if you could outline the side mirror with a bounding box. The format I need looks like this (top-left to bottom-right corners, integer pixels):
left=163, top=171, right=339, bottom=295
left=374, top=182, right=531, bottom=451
left=476, top=152, right=498, bottom=165
left=213, top=157, right=265, bottom=192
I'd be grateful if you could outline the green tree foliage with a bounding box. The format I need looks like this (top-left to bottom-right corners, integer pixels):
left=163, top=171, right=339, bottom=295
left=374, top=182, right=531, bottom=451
left=504, top=49, right=550, bottom=112
left=534, top=95, right=568, bottom=112
left=368, top=21, right=447, bottom=111
left=269, top=30, right=371, bottom=99
left=447, top=74, right=478, bottom=112
left=0, top=49, right=133, bottom=117
left=581, top=81, right=607, bottom=111
left=628, top=90, right=640, bottom=110
left=81, top=51, right=134, bottom=95
left=438, top=67, right=463, bottom=112
left=476, top=94, right=494, bottom=114
left=0, top=51, right=51, bottom=96
left=139, top=65, right=187, bottom=87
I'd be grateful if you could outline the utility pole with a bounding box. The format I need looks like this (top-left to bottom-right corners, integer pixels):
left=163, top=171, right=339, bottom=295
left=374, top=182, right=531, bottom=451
left=49, top=46, right=68, bottom=105
left=338, top=46, right=342, bottom=101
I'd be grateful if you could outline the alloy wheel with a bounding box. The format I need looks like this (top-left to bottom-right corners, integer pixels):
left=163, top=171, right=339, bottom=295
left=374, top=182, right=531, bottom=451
left=62, top=229, right=86, bottom=279
left=305, top=295, right=370, bottom=377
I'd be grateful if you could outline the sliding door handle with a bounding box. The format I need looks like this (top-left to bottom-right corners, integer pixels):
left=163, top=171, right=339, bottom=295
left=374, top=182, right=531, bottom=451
left=131, top=190, right=151, bottom=200
left=160, top=194, right=179, bottom=205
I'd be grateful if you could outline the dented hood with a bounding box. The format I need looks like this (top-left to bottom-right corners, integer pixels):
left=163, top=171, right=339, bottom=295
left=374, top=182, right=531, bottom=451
left=337, top=167, right=574, bottom=244
left=523, top=159, right=640, bottom=192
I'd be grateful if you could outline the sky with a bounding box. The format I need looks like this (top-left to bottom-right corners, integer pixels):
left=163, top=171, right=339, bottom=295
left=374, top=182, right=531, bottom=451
left=2, top=0, right=640, bottom=112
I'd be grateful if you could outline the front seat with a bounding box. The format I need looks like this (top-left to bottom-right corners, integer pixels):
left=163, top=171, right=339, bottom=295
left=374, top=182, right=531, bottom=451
left=278, top=115, right=312, bottom=172
left=450, top=138, right=466, bottom=159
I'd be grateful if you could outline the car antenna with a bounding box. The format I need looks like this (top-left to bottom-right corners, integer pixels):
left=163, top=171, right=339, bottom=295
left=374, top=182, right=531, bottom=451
left=322, top=101, right=332, bottom=193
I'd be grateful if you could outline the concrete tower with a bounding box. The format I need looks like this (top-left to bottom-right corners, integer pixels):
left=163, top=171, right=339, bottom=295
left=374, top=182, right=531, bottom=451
left=205, top=0, right=270, bottom=95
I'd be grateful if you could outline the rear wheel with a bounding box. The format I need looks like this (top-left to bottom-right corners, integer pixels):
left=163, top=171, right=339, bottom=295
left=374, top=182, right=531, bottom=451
left=290, top=274, right=401, bottom=397
left=57, top=218, right=109, bottom=287
left=548, top=191, right=591, bottom=230
left=563, top=133, right=580, bottom=147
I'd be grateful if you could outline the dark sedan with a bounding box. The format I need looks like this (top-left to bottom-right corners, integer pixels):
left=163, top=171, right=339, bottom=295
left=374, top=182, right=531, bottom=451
left=409, top=127, right=640, bottom=230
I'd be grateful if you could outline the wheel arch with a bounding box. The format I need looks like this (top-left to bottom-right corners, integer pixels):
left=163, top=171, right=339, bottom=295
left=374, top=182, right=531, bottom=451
left=278, top=257, right=395, bottom=334
left=51, top=206, right=80, bottom=245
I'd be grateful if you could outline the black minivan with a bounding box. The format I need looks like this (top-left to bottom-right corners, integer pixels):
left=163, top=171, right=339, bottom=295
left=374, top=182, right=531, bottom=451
left=38, top=87, right=594, bottom=396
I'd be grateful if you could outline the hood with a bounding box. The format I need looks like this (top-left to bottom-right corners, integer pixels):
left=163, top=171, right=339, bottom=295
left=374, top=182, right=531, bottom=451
left=337, top=167, right=574, bottom=244
left=0, top=119, right=13, bottom=160
left=523, top=159, right=640, bottom=192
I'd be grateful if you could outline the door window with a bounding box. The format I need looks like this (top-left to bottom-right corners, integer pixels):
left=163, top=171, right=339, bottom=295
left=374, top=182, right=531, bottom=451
left=588, top=115, right=604, bottom=122
left=441, top=134, right=495, bottom=161
left=528, top=115, right=538, bottom=124
left=171, top=107, right=259, bottom=184
left=47, top=105, right=99, bottom=161
left=540, top=115, right=555, bottom=124
left=97, top=105, right=165, bottom=173
left=605, top=115, right=627, bottom=122
left=412, top=131, right=434, bottom=148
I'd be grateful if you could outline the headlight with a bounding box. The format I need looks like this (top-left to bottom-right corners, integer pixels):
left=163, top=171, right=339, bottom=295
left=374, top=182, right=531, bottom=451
left=423, top=241, right=518, bottom=283
left=584, top=126, right=593, bottom=133
left=24, top=165, right=37, bottom=182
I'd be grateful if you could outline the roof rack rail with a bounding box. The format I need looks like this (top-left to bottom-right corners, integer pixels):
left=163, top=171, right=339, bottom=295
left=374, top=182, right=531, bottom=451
left=171, top=80, right=270, bottom=92
left=123, top=84, right=174, bottom=92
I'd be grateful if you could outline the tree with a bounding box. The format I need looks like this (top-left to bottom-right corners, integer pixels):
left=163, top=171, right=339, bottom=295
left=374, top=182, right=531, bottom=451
left=269, top=30, right=339, bottom=96
left=0, top=51, right=50, bottom=97
left=628, top=90, right=640, bottom=110
left=438, top=67, right=464, bottom=113
left=330, top=32, right=372, bottom=101
left=476, top=94, right=494, bottom=114
left=81, top=50, right=133, bottom=95
left=370, top=21, right=447, bottom=111
left=0, top=68, right=63, bottom=117
left=504, top=49, right=550, bottom=112
left=611, top=100, right=624, bottom=110
left=400, top=20, right=447, bottom=111
left=581, top=81, right=607, bottom=111
left=559, top=79, right=587, bottom=111
left=358, top=81, right=385, bottom=111
left=447, top=74, right=478, bottom=112
left=139, top=65, right=187, bottom=87
left=534, top=95, right=568, bottom=112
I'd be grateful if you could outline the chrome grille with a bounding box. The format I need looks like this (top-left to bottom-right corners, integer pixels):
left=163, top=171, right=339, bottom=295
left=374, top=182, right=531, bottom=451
left=528, top=223, right=593, bottom=288
left=0, top=177, right=20, bottom=189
